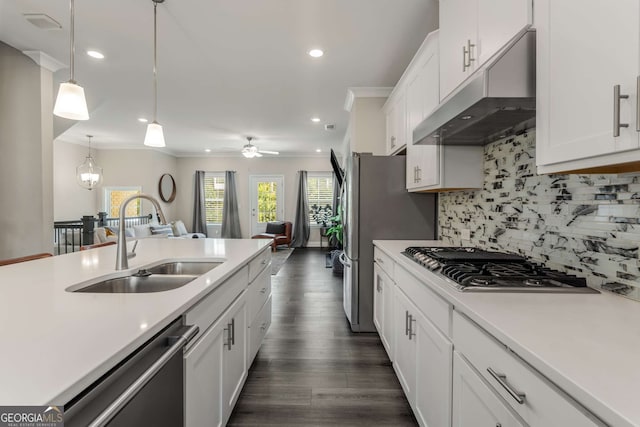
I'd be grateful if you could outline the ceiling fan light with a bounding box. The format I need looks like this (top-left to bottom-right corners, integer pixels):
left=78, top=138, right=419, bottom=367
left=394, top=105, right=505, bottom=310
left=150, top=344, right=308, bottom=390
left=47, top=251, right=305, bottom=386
left=144, top=121, right=165, bottom=147
left=53, top=81, right=89, bottom=120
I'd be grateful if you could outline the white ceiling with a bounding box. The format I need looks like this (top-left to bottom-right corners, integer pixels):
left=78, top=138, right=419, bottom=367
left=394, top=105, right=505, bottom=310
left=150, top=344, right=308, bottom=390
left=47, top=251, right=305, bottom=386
left=0, top=0, right=438, bottom=156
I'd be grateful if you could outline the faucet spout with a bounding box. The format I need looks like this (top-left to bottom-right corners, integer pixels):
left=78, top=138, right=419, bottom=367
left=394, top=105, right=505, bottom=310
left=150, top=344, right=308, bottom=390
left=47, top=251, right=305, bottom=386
left=115, top=193, right=167, bottom=270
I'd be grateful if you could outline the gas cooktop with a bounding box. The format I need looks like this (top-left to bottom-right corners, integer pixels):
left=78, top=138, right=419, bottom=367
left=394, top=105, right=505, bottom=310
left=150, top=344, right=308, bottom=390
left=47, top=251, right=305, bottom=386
left=402, top=247, right=598, bottom=293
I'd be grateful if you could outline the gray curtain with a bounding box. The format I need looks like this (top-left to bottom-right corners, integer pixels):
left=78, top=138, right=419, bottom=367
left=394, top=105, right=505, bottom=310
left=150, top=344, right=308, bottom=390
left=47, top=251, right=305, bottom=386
left=291, top=170, right=310, bottom=247
left=193, top=170, right=208, bottom=236
left=221, top=171, right=242, bottom=238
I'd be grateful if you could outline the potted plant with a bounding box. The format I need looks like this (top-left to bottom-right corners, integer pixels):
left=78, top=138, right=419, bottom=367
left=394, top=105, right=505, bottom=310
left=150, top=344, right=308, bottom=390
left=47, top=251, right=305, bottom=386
left=325, top=212, right=344, bottom=275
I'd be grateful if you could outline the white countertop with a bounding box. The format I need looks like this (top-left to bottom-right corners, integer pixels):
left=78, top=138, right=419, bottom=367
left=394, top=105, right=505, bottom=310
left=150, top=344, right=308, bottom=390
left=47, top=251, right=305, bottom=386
left=0, top=238, right=270, bottom=405
left=374, top=240, right=640, bottom=427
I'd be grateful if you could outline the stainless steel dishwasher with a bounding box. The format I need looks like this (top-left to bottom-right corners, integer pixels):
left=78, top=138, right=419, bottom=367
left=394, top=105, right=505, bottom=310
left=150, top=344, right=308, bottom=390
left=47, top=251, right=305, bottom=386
left=64, top=318, right=198, bottom=427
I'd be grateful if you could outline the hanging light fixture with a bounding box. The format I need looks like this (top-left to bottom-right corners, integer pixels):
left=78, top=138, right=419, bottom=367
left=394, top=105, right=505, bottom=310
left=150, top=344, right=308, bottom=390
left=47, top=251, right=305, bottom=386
left=144, top=0, right=166, bottom=147
left=53, top=0, right=89, bottom=120
left=76, top=135, right=103, bottom=190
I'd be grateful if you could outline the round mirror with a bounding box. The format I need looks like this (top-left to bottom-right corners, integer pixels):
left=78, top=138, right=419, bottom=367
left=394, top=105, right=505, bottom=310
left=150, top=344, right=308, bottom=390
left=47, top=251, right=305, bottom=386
left=159, top=173, right=176, bottom=203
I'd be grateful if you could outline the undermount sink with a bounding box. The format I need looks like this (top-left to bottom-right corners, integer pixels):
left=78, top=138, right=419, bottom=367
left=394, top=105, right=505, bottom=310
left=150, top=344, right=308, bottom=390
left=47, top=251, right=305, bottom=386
left=70, top=261, right=222, bottom=293
left=146, top=261, right=222, bottom=276
left=74, top=274, right=197, bottom=293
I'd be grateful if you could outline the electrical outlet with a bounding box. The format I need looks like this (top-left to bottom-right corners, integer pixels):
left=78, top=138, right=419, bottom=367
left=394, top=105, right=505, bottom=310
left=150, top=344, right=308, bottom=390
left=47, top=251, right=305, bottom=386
left=460, top=228, right=471, bottom=241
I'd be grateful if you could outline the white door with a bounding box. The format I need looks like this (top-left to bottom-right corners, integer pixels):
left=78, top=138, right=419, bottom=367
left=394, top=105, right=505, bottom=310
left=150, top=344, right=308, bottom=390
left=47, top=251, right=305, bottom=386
left=249, top=175, right=284, bottom=236
left=536, top=0, right=640, bottom=166
left=452, top=352, right=526, bottom=427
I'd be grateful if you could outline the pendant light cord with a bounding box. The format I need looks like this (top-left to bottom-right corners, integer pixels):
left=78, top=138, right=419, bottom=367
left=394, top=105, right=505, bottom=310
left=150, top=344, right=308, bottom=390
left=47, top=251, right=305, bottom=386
left=70, top=0, right=75, bottom=83
left=153, top=0, right=158, bottom=122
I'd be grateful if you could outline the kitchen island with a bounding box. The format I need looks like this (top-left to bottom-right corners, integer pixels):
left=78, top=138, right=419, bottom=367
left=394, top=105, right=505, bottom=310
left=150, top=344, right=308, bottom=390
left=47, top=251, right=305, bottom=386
left=0, top=237, right=271, bottom=407
left=374, top=240, right=640, bottom=427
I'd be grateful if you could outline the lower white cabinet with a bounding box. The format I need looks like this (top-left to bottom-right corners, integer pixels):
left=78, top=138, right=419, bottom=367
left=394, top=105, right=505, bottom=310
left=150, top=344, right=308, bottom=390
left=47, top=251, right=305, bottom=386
left=373, top=263, right=394, bottom=359
left=185, top=291, right=248, bottom=427
left=453, top=351, right=526, bottom=427
left=453, top=311, right=605, bottom=427
left=394, top=286, right=453, bottom=427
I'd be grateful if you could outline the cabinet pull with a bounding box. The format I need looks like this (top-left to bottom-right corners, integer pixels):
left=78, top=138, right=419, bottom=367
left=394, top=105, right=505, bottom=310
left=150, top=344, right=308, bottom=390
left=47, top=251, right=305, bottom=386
left=375, top=257, right=384, bottom=264
left=260, top=322, right=267, bottom=331
left=463, top=40, right=476, bottom=71
left=261, top=259, right=267, bottom=265
left=224, top=325, right=232, bottom=350
left=405, top=310, right=410, bottom=336
left=614, top=84, right=630, bottom=137
left=636, top=76, right=640, bottom=132
left=230, top=318, right=235, bottom=346
left=416, top=166, right=421, bottom=183
left=260, top=287, right=267, bottom=294
left=391, top=136, right=396, bottom=147
left=408, top=314, right=416, bottom=340
left=487, top=367, right=526, bottom=404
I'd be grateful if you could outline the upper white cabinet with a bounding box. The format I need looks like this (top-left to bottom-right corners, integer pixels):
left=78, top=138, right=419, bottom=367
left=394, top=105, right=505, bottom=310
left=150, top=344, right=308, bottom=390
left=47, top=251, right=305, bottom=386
left=385, top=87, right=407, bottom=155
left=439, top=0, right=532, bottom=101
left=536, top=0, right=640, bottom=174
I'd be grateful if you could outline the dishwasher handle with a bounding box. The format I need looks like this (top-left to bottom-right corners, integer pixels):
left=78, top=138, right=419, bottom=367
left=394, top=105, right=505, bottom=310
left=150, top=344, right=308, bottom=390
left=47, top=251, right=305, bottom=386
left=88, top=324, right=199, bottom=427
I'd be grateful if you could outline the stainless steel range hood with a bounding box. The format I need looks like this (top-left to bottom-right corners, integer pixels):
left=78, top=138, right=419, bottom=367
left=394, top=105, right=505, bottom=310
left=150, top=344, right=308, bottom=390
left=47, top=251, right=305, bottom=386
left=414, top=30, right=536, bottom=146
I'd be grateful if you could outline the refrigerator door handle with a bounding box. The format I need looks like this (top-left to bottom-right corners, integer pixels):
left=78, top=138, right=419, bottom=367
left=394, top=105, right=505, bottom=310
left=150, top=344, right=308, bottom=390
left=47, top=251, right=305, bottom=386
left=339, top=252, right=351, bottom=266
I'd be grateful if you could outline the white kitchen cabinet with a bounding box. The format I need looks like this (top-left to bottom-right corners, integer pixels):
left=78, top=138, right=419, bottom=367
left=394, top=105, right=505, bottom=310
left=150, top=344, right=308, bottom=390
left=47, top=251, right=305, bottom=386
left=373, top=263, right=394, bottom=360
left=222, top=293, right=248, bottom=422
left=185, top=289, right=250, bottom=427
left=385, top=88, right=407, bottom=155
left=536, top=0, right=640, bottom=174
left=452, top=352, right=526, bottom=427
left=439, top=0, right=532, bottom=101
left=394, top=284, right=453, bottom=427
left=453, top=311, right=606, bottom=427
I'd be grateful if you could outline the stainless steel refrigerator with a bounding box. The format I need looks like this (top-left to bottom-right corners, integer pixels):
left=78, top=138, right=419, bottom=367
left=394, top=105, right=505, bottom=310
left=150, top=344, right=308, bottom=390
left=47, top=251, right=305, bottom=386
left=340, top=153, right=437, bottom=332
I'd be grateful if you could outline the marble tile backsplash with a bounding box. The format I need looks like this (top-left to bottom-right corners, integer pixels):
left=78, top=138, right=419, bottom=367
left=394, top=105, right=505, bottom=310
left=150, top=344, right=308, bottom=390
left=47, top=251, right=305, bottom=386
left=438, top=130, right=640, bottom=300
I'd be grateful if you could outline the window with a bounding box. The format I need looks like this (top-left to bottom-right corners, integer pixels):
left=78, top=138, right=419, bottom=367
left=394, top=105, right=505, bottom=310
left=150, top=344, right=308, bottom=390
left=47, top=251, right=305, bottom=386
left=307, top=173, right=334, bottom=226
left=104, top=187, right=142, bottom=218
left=205, top=173, right=225, bottom=224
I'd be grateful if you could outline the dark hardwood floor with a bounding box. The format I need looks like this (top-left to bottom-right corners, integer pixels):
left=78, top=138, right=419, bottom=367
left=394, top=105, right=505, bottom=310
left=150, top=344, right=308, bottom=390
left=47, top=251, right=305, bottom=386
left=228, top=248, right=417, bottom=426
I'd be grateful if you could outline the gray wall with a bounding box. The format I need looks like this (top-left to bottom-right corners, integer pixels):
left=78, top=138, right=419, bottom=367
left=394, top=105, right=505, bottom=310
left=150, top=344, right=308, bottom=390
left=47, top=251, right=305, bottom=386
left=439, top=130, right=640, bottom=300
left=0, top=42, right=54, bottom=259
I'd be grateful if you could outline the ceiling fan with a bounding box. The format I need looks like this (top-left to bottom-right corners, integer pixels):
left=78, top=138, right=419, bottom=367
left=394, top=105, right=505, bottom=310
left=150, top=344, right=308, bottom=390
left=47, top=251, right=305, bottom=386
left=242, top=137, right=279, bottom=158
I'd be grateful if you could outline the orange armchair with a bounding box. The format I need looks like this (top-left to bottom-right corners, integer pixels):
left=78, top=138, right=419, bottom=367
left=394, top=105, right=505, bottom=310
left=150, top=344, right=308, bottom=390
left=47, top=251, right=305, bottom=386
left=252, top=221, right=292, bottom=251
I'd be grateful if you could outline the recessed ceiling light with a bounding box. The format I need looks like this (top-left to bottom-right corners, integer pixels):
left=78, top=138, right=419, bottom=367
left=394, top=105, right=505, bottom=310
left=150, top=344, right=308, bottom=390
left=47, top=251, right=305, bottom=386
left=205, top=149, right=211, bottom=153
left=316, top=149, right=322, bottom=153
left=308, top=49, right=324, bottom=58
left=138, top=118, right=148, bottom=123
left=311, top=117, right=321, bottom=123
left=86, top=50, right=104, bottom=59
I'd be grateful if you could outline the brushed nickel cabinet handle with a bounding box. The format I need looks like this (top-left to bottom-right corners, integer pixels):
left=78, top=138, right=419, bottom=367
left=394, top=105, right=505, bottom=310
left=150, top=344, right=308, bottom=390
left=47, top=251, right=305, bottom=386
left=230, top=318, right=235, bottom=346
left=391, top=136, right=396, bottom=147
left=224, top=325, right=232, bottom=351
left=614, top=84, right=629, bottom=137
left=260, top=287, right=267, bottom=294
left=405, top=310, right=410, bottom=336
left=636, top=76, right=640, bottom=132
left=375, top=257, right=384, bottom=264
left=467, top=39, right=476, bottom=65
left=408, top=314, right=416, bottom=340
left=487, top=367, right=526, bottom=404
left=462, top=45, right=468, bottom=71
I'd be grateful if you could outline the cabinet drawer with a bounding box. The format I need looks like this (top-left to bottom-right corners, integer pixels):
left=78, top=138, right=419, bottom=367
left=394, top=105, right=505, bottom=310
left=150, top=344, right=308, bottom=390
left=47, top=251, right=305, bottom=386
left=248, top=296, right=272, bottom=364
left=374, top=247, right=395, bottom=279
left=395, top=266, right=451, bottom=337
left=185, top=266, right=248, bottom=347
left=248, top=266, right=271, bottom=323
left=249, top=247, right=271, bottom=283
left=453, top=311, right=605, bottom=426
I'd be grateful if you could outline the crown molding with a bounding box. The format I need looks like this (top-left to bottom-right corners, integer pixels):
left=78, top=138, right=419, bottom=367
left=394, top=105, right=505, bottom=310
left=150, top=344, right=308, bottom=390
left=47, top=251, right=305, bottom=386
left=344, top=87, right=393, bottom=112
left=22, top=51, right=66, bottom=72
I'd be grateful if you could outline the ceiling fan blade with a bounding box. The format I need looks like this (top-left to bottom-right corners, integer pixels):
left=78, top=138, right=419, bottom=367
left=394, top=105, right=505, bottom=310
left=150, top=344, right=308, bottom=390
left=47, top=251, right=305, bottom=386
left=255, top=152, right=263, bottom=157
left=258, top=150, right=279, bottom=155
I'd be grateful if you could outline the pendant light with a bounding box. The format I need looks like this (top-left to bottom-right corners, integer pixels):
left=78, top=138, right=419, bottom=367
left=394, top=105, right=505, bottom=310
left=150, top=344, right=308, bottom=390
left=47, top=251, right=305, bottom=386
left=53, top=0, right=89, bottom=120
left=76, top=135, right=103, bottom=190
left=144, top=0, right=166, bottom=147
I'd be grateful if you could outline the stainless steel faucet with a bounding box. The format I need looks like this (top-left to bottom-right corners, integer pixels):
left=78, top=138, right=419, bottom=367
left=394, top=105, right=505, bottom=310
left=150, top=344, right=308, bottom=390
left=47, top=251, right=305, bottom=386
left=115, top=193, right=167, bottom=270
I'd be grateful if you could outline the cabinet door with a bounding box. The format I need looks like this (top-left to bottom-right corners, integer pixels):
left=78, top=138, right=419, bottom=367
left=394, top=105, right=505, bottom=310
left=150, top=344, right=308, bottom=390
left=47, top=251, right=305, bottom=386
left=536, top=0, right=640, bottom=166
left=386, top=103, right=397, bottom=154
left=374, top=264, right=394, bottom=359
left=382, top=278, right=395, bottom=362
left=414, top=309, right=453, bottom=427
left=476, top=0, right=531, bottom=64
left=185, top=315, right=226, bottom=427
left=453, top=352, right=526, bottom=427
left=373, top=265, right=383, bottom=334
left=394, top=90, right=407, bottom=151
left=439, top=0, right=477, bottom=100
left=222, top=292, right=248, bottom=423
left=393, top=288, right=417, bottom=402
